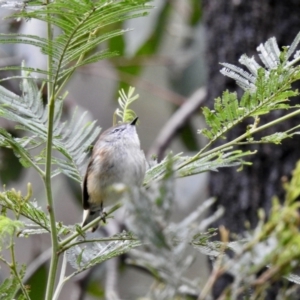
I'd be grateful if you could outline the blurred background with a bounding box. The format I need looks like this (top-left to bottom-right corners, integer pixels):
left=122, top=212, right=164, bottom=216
left=1, top=0, right=300, bottom=299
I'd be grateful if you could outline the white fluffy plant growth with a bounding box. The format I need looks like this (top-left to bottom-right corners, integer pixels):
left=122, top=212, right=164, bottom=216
left=0, top=0, right=300, bottom=299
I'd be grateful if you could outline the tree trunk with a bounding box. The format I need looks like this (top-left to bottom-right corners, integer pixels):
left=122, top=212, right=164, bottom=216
left=203, top=0, right=300, bottom=298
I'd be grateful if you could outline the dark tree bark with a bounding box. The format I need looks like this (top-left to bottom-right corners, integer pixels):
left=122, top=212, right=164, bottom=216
left=203, top=0, right=300, bottom=298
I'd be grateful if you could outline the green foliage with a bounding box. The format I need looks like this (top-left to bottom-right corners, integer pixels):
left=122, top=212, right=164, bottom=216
left=66, top=233, right=141, bottom=278
left=125, top=176, right=222, bottom=298
left=0, top=184, right=71, bottom=236
left=192, top=161, right=300, bottom=298
left=114, top=86, right=139, bottom=124
left=0, top=216, right=23, bottom=248
left=1, top=0, right=300, bottom=299
left=199, top=36, right=300, bottom=145
left=261, top=131, right=292, bottom=144
left=0, top=72, right=101, bottom=182
left=0, top=0, right=153, bottom=87
left=0, top=1, right=156, bottom=300
left=284, top=160, right=300, bottom=203
left=144, top=148, right=254, bottom=186
left=0, top=265, right=27, bottom=300
left=0, top=214, right=29, bottom=299
left=176, top=147, right=254, bottom=176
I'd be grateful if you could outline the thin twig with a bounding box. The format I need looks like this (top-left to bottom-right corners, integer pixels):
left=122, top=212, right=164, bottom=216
left=58, top=203, right=122, bottom=251
left=148, top=87, right=207, bottom=160
left=58, top=236, right=138, bottom=254
left=176, top=108, right=300, bottom=172
left=53, top=252, right=68, bottom=300
left=105, top=257, right=121, bottom=299
left=10, top=243, right=31, bottom=300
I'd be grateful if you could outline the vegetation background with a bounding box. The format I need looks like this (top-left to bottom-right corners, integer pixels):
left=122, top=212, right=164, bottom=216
left=0, top=2, right=208, bottom=299
left=203, top=1, right=300, bottom=298
left=1, top=0, right=300, bottom=299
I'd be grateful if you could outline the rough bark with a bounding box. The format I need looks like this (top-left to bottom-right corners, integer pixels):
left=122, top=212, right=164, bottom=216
left=203, top=0, right=300, bottom=298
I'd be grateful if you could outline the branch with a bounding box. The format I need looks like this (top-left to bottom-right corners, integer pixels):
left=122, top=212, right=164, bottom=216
left=10, top=243, right=31, bottom=300
left=148, top=87, right=207, bottom=160
left=177, top=108, right=300, bottom=171
left=44, top=4, right=59, bottom=298
left=58, top=203, right=122, bottom=251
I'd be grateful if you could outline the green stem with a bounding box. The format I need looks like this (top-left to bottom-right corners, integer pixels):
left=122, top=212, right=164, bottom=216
left=195, top=77, right=296, bottom=161
left=206, top=108, right=300, bottom=157
left=177, top=108, right=300, bottom=171
left=44, top=13, right=97, bottom=300
left=53, top=19, right=94, bottom=99
left=59, top=235, right=138, bottom=254
left=63, top=242, right=142, bottom=284
left=16, top=146, right=44, bottom=178
left=44, top=4, right=60, bottom=299
left=54, top=233, right=139, bottom=298
left=10, top=243, right=31, bottom=300
left=53, top=30, right=95, bottom=100
left=285, top=55, right=300, bottom=69
left=58, top=203, right=122, bottom=250
left=52, top=252, right=68, bottom=300
left=44, top=95, right=59, bottom=300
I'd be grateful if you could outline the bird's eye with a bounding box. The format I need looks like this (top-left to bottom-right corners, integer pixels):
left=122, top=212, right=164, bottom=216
left=112, top=127, right=123, bottom=134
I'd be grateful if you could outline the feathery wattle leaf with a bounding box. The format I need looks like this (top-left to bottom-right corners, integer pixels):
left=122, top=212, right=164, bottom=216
left=200, top=35, right=300, bottom=143
left=0, top=72, right=101, bottom=182
left=0, top=0, right=153, bottom=87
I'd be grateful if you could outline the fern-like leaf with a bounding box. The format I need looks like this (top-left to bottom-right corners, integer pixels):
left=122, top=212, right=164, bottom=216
left=0, top=188, right=50, bottom=232
left=0, top=0, right=153, bottom=88
left=66, top=233, right=141, bottom=275
left=115, top=86, right=139, bottom=124
left=0, top=72, right=100, bottom=182
left=0, top=264, right=26, bottom=300
left=0, top=186, right=71, bottom=234
left=177, top=147, right=253, bottom=177
left=200, top=34, right=300, bottom=143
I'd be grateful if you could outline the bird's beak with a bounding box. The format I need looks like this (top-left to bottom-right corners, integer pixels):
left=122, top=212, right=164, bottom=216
left=130, top=117, right=139, bottom=125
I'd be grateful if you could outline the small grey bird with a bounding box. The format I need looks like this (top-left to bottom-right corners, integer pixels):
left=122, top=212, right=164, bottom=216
left=82, top=117, right=146, bottom=231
